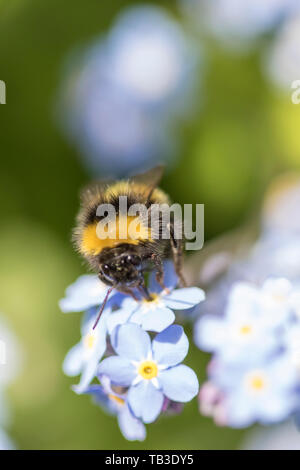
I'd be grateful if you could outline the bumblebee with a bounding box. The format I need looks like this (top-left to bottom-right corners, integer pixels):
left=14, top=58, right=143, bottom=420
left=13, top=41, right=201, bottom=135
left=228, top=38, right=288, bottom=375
left=73, top=166, right=185, bottom=326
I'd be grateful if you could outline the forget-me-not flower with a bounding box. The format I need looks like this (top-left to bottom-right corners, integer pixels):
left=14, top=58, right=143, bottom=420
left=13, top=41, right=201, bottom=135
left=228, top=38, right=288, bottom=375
left=194, top=280, right=290, bottom=363
left=63, top=307, right=111, bottom=392
left=99, top=323, right=199, bottom=423
left=59, top=275, right=114, bottom=313
left=59, top=5, right=200, bottom=176
left=107, top=6, right=199, bottom=110
left=211, top=355, right=298, bottom=427
left=83, top=375, right=146, bottom=442
left=107, top=262, right=205, bottom=333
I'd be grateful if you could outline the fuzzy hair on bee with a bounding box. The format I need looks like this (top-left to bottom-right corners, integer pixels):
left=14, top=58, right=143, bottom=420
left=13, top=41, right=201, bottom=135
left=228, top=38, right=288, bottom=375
left=73, top=166, right=186, bottom=328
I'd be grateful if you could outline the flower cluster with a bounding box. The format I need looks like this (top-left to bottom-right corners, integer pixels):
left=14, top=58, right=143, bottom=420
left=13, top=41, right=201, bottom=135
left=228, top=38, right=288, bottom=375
left=196, top=278, right=300, bottom=427
left=60, top=5, right=201, bottom=176
left=195, top=176, right=300, bottom=429
left=60, top=262, right=205, bottom=441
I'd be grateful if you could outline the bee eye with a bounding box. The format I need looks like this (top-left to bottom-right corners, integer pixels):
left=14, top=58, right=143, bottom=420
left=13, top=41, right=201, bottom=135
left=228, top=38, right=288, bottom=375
left=102, top=264, right=110, bottom=274
left=128, top=255, right=140, bottom=266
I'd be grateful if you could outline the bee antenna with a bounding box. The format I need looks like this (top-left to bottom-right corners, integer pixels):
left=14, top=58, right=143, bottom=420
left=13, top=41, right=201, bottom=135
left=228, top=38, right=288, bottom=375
left=93, top=286, right=114, bottom=330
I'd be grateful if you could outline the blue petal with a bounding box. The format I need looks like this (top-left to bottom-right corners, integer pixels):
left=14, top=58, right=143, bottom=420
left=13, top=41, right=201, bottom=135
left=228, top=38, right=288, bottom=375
left=159, top=365, right=199, bottom=402
left=81, top=305, right=111, bottom=335
left=81, top=384, right=104, bottom=396
left=153, top=325, right=189, bottom=366
left=132, top=307, right=175, bottom=333
left=128, top=381, right=164, bottom=423
left=62, top=343, right=84, bottom=377
left=112, top=323, right=151, bottom=361
left=193, top=315, right=224, bottom=352
left=106, top=308, right=132, bottom=335
left=149, top=260, right=178, bottom=293
left=0, top=428, right=14, bottom=450
left=98, top=356, right=136, bottom=386
left=80, top=384, right=116, bottom=415
left=119, top=296, right=142, bottom=312
left=76, top=354, right=102, bottom=393
left=76, top=317, right=110, bottom=391
left=118, top=404, right=146, bottom=441
left=81, top=307, right=98, bottom=335
left=108, top=292, right=129, bottom=309
left=59, top=275, right=109, bottom=313
left=163, top=287, right=205, bottom=310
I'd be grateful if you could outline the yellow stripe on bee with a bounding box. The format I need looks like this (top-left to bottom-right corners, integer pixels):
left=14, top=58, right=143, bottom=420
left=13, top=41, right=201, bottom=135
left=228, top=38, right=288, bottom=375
left=104, top=182, right=169, bottom=204
left=80, top=215, right=152, bottom=256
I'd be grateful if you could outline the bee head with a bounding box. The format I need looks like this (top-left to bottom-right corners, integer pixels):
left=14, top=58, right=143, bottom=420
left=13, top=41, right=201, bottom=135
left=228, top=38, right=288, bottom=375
left=98, top=252, right=143, bottom=288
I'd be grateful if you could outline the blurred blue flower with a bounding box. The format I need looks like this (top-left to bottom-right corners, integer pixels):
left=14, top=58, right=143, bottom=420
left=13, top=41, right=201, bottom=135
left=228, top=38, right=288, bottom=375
left=0, top=428, right=14, bottom=450
left=211, top=355, right=298, bottom=427
left=99, top=323, right=198, bottom=423
left=283, top=323, right=300, bottom=369
left=83, top=375, right=146, bottom=442
left=0, top=316, right=22, bottom=387
left=106, top=6, right=199, bottom=111
left=197, top=276, right=300, bottom=428
left=181, top=0, right=299, bottom=48
left=195, top=177, right=300, bottom=431
left=59, top=5, right=201, bottom=176
left=195, top=278, right=299, bottom=363
left=67, top=77, right=173, bottom=176
left=63, top=307, right=110, bottom=392
left=246, top=232, right=300, bottom=283
left=195, top=299, right=276, bottom=364
left=267, top=13, right=300, bottom=90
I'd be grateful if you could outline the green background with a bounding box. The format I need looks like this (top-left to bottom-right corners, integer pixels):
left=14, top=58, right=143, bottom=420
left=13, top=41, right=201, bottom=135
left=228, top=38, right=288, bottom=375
left=0, top=0, right=299, bottom=449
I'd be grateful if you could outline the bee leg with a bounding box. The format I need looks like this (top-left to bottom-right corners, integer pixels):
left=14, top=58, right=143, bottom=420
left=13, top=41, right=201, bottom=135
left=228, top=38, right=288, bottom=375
left=151, top=254, right=166, bottom=291
left=138, top=283, right=152, bottom=301
left=168, top=225, right=187, bottom=288
left=128, top=290, right=140, bottom=302
left=119, top=287, right=139, bottom=302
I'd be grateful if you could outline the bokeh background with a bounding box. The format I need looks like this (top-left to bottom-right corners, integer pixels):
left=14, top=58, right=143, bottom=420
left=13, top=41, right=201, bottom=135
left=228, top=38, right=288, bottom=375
left=0, top=0, right=300, bottom=449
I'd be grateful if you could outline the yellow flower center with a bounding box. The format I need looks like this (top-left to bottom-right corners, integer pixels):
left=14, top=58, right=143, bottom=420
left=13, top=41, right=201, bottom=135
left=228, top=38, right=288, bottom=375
left=271, top=293, right=286, bottom=303
left=239, top=325, right=252, bottom=335
left=248, top=373, right=266, bottom=391
left=138, top=360, right=158, bottom=380
left=142, top=293, right=159, bottom=304
left=108, top=394, right=125, bottom=406
left=83, top=333, right=95, bottom=350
